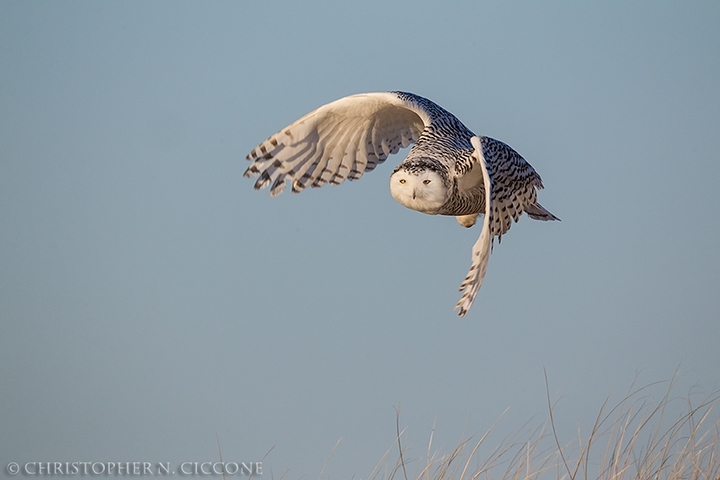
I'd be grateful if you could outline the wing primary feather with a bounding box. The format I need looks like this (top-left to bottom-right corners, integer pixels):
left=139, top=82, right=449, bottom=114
left=294, top=118, right=341, bottom=188
left=307, top=122, right=347, bottom=187
left=289, top=142, right=320, bottom=193
left=343, top=126, right=362, bottom=180
left=315, top=121, right=353, bottom=185
left=325, top=127, right=356, bottom=184
left=255, top=140, right=315, bottom=191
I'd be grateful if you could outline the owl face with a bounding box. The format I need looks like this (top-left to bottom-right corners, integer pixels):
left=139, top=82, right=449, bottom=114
left=389, top=167, right=448, bottom=214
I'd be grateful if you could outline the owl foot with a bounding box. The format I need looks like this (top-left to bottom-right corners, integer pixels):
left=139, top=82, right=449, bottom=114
left=456, top=213, right=479, bottom=228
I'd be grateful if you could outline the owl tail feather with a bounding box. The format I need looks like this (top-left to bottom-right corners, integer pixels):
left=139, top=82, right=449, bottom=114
left=525, top=203, right=560, bottom=222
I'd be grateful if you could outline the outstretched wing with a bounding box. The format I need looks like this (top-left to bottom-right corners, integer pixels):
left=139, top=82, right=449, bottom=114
left=483, top=137, right=547, bottom=240
left=462, top=136, right=557, bottom=241
left=245, top=93, right=430, bottom=196
left=455, top=137, right=560, bottom=317
left=456, top=136, right=493, bottom=317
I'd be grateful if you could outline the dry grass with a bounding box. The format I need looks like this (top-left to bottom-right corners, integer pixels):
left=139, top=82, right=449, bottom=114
left=362, top=377, right=720, bottom=480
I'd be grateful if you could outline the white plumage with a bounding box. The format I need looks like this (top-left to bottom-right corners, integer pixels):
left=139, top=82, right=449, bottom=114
left=245, top=92, right=558, bottom=317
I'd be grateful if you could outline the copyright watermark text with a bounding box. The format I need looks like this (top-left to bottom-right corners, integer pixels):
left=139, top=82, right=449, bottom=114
left=5, top=462, right=263, bottom=476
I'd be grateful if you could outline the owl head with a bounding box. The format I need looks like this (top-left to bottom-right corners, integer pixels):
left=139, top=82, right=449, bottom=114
left=389, top=159, right=449, bottom=214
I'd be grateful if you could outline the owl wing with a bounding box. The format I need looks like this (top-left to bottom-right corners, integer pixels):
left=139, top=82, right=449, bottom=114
left=480, top=137, right=551, bottom=240
left=456, top=136, right=493, bottom=317
left=455, top=137, right=559, bottom=317
left=244, top=93, right=430, bottom=196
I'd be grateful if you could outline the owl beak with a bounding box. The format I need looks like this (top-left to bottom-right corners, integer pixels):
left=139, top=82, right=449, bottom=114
left=412, top=189, right=417, bottom=199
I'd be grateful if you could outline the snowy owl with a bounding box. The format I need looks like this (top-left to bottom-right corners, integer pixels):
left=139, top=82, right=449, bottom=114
left=244, top=91, right=558, bottom=317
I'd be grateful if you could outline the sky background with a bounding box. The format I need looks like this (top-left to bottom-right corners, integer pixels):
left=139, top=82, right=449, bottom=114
left=1, top=1, right=719, bottom=478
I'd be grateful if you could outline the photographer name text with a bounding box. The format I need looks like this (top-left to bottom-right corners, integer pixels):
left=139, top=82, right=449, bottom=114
left=6, top=461, right=263, bottom=476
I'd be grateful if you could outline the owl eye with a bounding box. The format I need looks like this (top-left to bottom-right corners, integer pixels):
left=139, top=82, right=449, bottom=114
left=399, top=179, right=406, bottom=184
left=423, top=179, right=431, bottom=185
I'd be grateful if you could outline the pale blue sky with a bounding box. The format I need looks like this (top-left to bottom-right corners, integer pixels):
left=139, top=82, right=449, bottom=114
left=1, top=1, right=719, bottom=478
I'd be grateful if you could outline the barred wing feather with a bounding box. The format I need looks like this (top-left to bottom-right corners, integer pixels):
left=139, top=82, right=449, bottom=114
left=245, top=93, right=427, bottom=196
